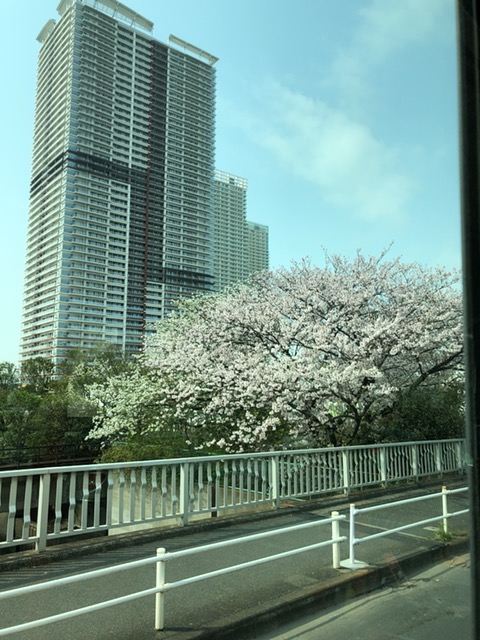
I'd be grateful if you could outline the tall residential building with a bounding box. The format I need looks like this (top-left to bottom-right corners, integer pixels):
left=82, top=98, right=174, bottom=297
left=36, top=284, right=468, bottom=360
left=20, top=0, right=217, bottom=365
left=245, top=221, right=269, bottom=276
left=213, top=170, right=248, bottom=290
left=213, top=170, right=269, bottom=291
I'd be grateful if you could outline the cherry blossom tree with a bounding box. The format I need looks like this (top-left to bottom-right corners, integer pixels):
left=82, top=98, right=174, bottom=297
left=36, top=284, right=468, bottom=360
left=87, top=252, right=463, bottom=452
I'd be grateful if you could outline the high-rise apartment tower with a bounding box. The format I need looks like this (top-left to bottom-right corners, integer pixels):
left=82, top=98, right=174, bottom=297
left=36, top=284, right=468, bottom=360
left=20, top=0, right=217, bottom=364
left=213, top=170, right=269, bottom=291
left=245, top=221, right=269, bottom=276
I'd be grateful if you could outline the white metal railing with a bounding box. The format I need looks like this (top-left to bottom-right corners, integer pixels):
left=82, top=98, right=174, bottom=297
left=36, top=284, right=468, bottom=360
left=340, top=485, right=469, bottom=569
left=0, top=512, right=347, bottom=636
left=0, top=438, right=466, bottom=553
left=154, top=513, right=347, bottom=630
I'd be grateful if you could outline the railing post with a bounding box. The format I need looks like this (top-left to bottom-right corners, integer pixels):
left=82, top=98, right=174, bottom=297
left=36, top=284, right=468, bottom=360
left=106, top=469, right=114, bottom=528
left=180, top=462, right=190, bottom=526
left=36, top=472, right=51, bottom=552
left=6, top=477, right=18, bottom=544
left=379, top=447, right=387, bottom=487
left=331, top=511, right=341, bottom=568
left=442, top=485, right=448, bottom=534
left=81, top=471, right=89, bottom=530
left=348, top=503, right=355, bottom=565
left=155, top=547, right=166, bottom=631
left=412, top=445, right=419, bottom=482
left=270, top=455, right=280, bottom=509
left=339, top=503, right=369, bottom=570
left=435, top=443, right=442, bottom=477
left=342, top=450, right=350, bottom=494
left=459, top=439, right=466, bottom=474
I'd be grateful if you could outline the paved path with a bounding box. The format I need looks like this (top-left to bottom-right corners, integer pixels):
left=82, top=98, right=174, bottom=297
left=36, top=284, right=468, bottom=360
left=0, top=481, right=471, bottom=639
left=257, top=552, right=472, bottom=640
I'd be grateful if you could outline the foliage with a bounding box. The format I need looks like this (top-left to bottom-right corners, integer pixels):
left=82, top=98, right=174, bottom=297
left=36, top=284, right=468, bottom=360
left=87, top=252, right=464, bottom=453
left=96, top=432, right=194, bottom=464
left=372, top=383, right=465, bottom=444
left=0, top=345, right=134, bottom=466
left=58, top=343, right=133, bottom=383
left=434, top=525, right=467, bottom=542
left=20, top=357, right=54, bottom=394
left=0, top=388, right=42, bottom=449
left=0, top=362, right=18, bottom=390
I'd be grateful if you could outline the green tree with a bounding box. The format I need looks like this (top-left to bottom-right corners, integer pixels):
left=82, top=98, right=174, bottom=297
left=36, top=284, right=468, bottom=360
left=0, top=388, right=42, bottom=465
left=58, top=343, right=131, bottom=383
left=20, top=357, right=54, bottom=394
left=0, top=362, right=18, bottom=390
left=372, top=383, right=465, bottom=443
left=0, top=347, right=133, bottom=466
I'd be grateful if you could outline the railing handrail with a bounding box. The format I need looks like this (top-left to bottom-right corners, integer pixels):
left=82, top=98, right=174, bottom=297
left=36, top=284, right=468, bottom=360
left=160, top=514, right=347, bottom=561
left=351, top=488, right=466, bottom=514
left=0, top=438, right=466, bottom=479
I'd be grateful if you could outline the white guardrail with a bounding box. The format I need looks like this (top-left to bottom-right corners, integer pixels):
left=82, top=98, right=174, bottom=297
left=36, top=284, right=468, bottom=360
left=340, top=486, right=469, bottom=569
left=0, top=485, right=469, bottom=635
left=0, top=512, right=347, bottom=636
left=0, top=438, right=466, bottom=553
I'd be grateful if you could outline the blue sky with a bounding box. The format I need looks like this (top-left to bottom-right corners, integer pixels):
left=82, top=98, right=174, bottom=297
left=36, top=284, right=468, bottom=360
left=0, top=0, right=460, bottom=364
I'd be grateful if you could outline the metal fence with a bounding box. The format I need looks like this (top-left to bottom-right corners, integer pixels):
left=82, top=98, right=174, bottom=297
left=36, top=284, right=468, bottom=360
left=0, top=438, right=465, bottom=553
left=340, top=485, right=469, bottom=569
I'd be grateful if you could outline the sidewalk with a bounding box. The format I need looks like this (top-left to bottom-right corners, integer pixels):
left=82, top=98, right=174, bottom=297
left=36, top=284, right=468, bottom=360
left=0, top=480, right=471, bottom=640
left=255, top=552, right=472, bottom=640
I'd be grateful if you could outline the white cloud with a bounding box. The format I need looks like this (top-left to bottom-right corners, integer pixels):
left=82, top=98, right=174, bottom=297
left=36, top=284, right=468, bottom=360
left=357, top=0, right=451, bottom=59
left=243, top=81, right=413, bottom=223
left=221, top=0, right=456, bottom=228
left=231, top=0, right=453, bottom=224
left=330, top=0, right=451, bottom=103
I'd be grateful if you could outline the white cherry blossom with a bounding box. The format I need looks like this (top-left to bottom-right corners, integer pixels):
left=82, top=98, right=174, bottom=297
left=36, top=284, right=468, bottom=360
left=87, top=252, right=463, bottom=452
